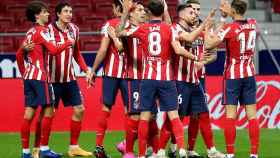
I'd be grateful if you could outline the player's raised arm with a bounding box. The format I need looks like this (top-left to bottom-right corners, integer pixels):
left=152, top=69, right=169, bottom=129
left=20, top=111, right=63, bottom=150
left=205, top=2, right=231, bottom=50
left=171, top=27, right=198, bottom=61
left=162, top=0, right=172, bottom=24
left=116, top=0, right=132, bottom=34
left=179, top=8, right=216, bottom=42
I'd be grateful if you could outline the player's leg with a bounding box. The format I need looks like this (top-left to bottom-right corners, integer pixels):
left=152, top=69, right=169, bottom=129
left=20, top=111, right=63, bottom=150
left=38, top=82, right=62, bottom=158
left=94, top=77, right=119, bottom=158
left=32, top=108, right=43, bottom=158
left=57, top=81, right=92, bottom=157
left=160, top=81, right=187, bottom=158
left=241, top=77, right=259, bottom=158
left=223, top=78, right=240, bottom=158
left=121, top=79, right=140, bottom=157
left=187, top=115, right=201, bottom=158
left=147, top=115, right=159, bottom=156
left=21, top=107, right=36, bottom=158
left=138, top=80, right=156, bottom=158
left=21, top=80, right=40, bottom=158
left=191, top=84, right=224, bottom=158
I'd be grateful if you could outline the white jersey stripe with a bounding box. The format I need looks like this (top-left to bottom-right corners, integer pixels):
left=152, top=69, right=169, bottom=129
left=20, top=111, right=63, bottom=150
left=240, top=59, right=244, bottom=78
left=117, top=55, right=123, bottom=78
left=156, top=60, right=161, bottom=80
left=166, top=60, right=170, bottom=81
left=147, top=60, right=153, bottom=80
left=133, top=38, right=138, bottom=79
left=66, top=48, right=72, bottom=82
left=37, top=70, right=42, bottom=80
left=60, top=51, right=65, bottom=82
left=29, top=65, right=35, bottom=80
left=186, top=60, right=191, bottom=82
left=230, top=58, right=236, bottom=79
left=142, top=59, right=146, bottom=79
left=108, top=53, right=115, bottom=77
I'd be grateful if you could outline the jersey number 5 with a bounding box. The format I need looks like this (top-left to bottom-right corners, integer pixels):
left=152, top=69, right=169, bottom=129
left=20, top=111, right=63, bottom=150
left=148, top=32, right=161, bottom=56
left=238, top=30, right=256, bottom=54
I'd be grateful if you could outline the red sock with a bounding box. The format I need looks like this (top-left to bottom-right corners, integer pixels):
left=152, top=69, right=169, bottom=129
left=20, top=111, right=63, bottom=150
left=125, top=116, right=139, bottom=153
left=21, top=119, right=32, bottom=149
left=96, top=111, right=110, bottom=146
left=170, top=118, right=185, bottom=149
left=138, top=120, right=149, bottom=157
left=248, top=119, right=259, bottom=155
left=199, top=112, right=214, bottom=149
left=224, top=118, right=236, bottom=154
left=70, top=120, right=82, bottom=145
left=34, top=121, right=41, bottom=148
left=159, top=119, right=172, bottom=149
left=148, top=119, right=159, bottom=153
left=188, top=116, right=199, bottom=151
left=40, top=116, right=53, bottom=146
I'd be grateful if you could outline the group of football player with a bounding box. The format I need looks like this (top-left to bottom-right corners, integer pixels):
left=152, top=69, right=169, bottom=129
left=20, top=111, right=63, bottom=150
left=16, top=0, right=260, bottom=158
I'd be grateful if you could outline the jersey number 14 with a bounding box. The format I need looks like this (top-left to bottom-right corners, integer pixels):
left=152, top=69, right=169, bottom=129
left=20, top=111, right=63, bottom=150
left=238, top=30, right=256, bottom=54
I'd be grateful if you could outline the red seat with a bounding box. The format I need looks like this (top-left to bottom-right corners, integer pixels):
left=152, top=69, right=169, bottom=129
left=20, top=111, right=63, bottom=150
left=6, top=4, right=26, bottom=14
left=0, top=17, right=15, bottom=30
left=80, top=35, right=101, bottom=51
left=0, top=37, right=15, bottom=52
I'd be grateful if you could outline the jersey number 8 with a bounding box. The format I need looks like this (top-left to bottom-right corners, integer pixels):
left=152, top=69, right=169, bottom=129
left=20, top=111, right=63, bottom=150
left=148, top=32, right=161, bottom=56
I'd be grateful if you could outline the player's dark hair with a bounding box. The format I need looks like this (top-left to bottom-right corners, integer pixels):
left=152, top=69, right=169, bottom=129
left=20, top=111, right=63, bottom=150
left=26, top=0, right=48, bottom=23
left=186, top=0, right=200, bottom=5
left=113, top=0, right=123, bottom=13
left=55, top=1, right=72, bottom=21
left=176, top=4, right=192, bottom=15
left=147, top=0, right=164, bottom=17
left=231, top=0, right=247, bottom=15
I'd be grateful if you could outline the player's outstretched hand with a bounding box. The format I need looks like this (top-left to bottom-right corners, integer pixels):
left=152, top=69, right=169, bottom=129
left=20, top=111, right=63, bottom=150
left=86, top=71, right=96, bottom=88
left=204, top=9, right=217, bottom=28
left=21, top=41, right=34, bottom=52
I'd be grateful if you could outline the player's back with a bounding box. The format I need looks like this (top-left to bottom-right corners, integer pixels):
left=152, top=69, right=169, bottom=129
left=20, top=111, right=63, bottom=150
left=130, top=20, right=174, bottom=80
left=220, top=19, right=257, bottom=79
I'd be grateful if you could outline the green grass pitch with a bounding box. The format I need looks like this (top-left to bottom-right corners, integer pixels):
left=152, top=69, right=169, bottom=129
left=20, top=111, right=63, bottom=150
left=0, top=129, right=279, bottom=158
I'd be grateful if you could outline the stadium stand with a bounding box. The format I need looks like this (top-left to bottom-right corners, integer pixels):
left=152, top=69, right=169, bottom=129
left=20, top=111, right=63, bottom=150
left=0, top=0, right=280, bottom=52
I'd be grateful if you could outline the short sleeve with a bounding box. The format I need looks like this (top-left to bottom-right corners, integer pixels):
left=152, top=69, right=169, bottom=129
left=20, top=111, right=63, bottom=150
left=101, top=22, right=110, bottom=38
left=217, top=24, right=233, bottom=41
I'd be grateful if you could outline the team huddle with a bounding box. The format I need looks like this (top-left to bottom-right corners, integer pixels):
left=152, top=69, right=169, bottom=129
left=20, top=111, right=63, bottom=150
left=16, top=0, right=259, bottom=158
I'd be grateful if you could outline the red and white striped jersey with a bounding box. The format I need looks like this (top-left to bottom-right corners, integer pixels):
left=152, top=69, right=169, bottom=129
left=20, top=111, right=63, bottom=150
left=47, top=22, right=88, bottom=83
left=125, top=24, right=143, bottom=79
left=172, top=24, right=200, bottom=84
left=196, top=34, right=206, bottom=79
left=16, top=25, right=72, bottom=81
left=127, top=20, right=176, bottom=81
left=218, top=19, right=257, bottom=79
left=101, top=18, right=127, bottom=78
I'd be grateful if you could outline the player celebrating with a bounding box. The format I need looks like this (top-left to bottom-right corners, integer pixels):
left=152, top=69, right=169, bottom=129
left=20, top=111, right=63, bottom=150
left=88, top=0, right=128, bottom=157
left=205, top=0, right=259, bottom=158
left=117, top=0, right=203, bottom=157
left=16, top=1, right=73, bottom=158
left=47, top=2, right=92, bottom=157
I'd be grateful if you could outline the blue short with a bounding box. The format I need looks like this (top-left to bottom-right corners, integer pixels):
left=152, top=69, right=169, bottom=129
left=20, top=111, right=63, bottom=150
left=24, top=80, right=54, bottom=107
left=102, top=76, right=128, bottom=109
left=127, top=79, right=158, bottom=114
left=140, top=80, right=178, bottom=112
left=222, top=76, right=257, bottom=105
left=52, top=80, right=83, bottom=108
left=176, top=81, right=208, bottom=116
